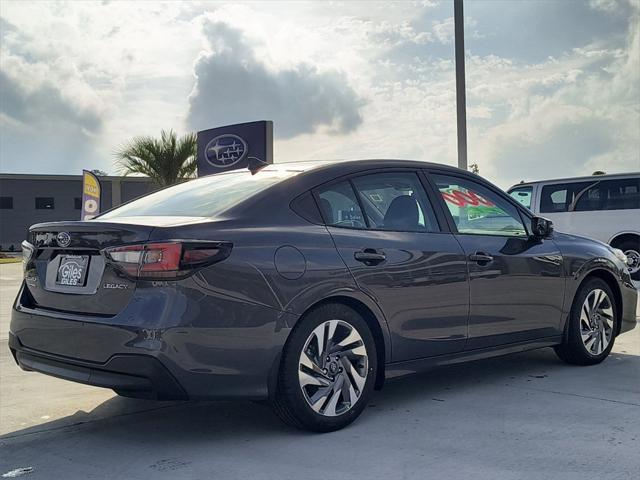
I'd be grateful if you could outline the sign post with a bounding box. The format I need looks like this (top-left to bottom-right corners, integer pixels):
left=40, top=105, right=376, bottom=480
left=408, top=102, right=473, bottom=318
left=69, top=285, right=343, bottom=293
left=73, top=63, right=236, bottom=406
left=81, top=170, right=101, bottom=220
left=197, top=120, right=273, bottom=177
left=454, top=0, right=468, bottom=171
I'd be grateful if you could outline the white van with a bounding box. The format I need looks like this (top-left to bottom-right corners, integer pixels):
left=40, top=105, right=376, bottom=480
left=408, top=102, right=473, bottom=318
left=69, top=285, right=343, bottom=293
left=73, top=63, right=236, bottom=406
left=508, top=173, right=640, bottom=280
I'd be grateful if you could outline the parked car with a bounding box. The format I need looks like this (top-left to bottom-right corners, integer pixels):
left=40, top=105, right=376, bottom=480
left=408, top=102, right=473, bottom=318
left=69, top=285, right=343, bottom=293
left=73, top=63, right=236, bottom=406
left=10, top=160, right=638, bottom=432
left=508, top=173, right=640, bottom=280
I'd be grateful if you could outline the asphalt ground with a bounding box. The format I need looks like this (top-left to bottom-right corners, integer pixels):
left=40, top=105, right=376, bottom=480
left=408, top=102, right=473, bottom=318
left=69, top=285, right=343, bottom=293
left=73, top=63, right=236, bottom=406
left=1, top=262, right=639, bottom=480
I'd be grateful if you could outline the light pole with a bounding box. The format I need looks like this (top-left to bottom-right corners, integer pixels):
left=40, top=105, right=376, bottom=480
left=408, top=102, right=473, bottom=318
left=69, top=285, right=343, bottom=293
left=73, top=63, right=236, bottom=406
left=454, top=0, right=468, bottom=171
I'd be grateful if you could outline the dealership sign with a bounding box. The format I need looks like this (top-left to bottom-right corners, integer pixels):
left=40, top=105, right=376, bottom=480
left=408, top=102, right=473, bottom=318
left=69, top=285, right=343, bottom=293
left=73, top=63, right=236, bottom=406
left=81, top=170, right=101, bottom=220
left=197, top=121, right=273, bottom=176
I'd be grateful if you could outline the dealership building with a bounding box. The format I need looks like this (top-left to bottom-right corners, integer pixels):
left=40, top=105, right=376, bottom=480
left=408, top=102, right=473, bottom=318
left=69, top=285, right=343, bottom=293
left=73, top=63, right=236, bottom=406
left=0, top=174, right=159, bottom=251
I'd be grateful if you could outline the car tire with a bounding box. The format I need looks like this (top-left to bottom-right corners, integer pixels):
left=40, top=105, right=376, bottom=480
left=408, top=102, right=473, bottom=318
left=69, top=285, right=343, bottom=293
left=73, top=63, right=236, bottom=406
left=616, top=239, right=640, bottom=281
left=272, top=303, right=377, bottom=432
left=554, top=278, right=618, bottom=366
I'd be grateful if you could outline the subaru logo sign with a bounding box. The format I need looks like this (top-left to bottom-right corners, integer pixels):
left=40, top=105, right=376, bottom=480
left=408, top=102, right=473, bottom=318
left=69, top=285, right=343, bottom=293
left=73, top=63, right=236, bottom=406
left=56, top=232, right=71, bottom=248
left=204, top=134, right=248, bottom=168
left=197, top=121, right=273, bottom=176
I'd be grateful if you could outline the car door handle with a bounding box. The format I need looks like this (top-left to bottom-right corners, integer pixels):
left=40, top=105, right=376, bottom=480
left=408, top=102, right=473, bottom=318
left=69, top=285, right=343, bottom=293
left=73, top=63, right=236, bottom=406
left=354, top=249, right=386, bottom=264
left=469, top=252, right=494, bottom=264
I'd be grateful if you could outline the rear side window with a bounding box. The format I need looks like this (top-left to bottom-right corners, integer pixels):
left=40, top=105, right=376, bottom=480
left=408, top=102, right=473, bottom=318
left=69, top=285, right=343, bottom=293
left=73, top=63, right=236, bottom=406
left=351, top=172, right=439, bottom=232
left=508, top=186, right=532, bottom=209
left=317, top=181, right=367, bottom=229
left=540, top=178, right=640, bottom=213
left=574, top=178, right=640, bottom=211
left=99, top=170, right=297, bottom=219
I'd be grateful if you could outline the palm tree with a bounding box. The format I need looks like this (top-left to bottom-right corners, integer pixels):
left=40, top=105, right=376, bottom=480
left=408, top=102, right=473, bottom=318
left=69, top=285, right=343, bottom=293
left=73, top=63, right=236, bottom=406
left=115, top=130, right=197, bottom=187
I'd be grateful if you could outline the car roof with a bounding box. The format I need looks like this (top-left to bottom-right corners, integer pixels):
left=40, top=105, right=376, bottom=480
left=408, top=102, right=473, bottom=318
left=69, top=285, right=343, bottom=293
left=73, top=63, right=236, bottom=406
left=260, top=158, right=463, bottom=175
left=510, top=172, right=640, bottom=189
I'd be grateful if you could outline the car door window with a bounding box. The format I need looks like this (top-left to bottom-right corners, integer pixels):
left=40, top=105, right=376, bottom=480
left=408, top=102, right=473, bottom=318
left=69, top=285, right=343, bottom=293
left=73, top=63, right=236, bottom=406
left=317, top=181, right=367, bottom=229
left=508, top=186, right=533, bottom=209
left=433, top=174, right=527, bottom=237
left=539, top=182, right=592, bottom=213
left=351, top=172, right=439, bottom=232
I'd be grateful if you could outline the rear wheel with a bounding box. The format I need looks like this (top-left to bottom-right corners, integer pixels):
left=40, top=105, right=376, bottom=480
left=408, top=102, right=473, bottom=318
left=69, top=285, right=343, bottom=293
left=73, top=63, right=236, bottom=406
left=272, top=303, right=377, bottom=432
left=616, top=239, right=640, bottom=281
left=554, top=278, right=618, bottom=365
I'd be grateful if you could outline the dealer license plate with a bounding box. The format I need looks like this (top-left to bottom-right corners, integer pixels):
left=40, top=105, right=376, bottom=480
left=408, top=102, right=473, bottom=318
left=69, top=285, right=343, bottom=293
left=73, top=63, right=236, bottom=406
left=56, top=255, right=89, bottom=287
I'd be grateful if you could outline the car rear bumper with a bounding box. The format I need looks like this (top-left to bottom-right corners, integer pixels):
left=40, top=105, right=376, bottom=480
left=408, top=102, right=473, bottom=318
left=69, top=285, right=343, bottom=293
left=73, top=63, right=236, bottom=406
left=9, top=332, right=187, bottom=400
left=9, top=283, right=297, bottom=400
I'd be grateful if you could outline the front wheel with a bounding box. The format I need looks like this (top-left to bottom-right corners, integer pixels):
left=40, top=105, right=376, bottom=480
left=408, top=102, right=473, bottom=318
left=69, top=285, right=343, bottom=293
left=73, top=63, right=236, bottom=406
left=272, top=303, right=377, bottom=432
left=554, top=278, right=618, bottom=366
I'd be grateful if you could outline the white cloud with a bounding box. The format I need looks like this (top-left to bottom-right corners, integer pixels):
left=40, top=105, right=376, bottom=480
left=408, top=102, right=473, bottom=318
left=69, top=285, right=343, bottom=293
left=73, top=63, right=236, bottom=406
left=186, top=19, right=364, bottom=138
left=589, top=0, right=621, bottom=13
left=0, top=0, right=637, bottom=188
left=465, top=10, right=640, bottom=188
left=432, top=17, right=454, bottom=44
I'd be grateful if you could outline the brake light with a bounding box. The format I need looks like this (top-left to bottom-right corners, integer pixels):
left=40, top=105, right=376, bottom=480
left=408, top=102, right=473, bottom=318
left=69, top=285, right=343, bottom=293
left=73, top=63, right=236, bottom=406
left=104, top=241, right=231, bottom=279
left=21, top=240, right=35, bottom=273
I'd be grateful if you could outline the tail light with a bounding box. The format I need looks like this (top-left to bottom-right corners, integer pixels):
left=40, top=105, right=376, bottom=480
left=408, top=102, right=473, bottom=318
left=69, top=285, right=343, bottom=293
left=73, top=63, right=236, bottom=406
left=21, top=240, right=35, bottom=274
left=104, top=241, right=232, bottom=279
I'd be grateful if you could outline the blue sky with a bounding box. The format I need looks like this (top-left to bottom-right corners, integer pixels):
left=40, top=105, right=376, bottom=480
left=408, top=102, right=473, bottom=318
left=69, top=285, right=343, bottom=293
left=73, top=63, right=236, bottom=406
left=0, top=0, right=638, bottom=188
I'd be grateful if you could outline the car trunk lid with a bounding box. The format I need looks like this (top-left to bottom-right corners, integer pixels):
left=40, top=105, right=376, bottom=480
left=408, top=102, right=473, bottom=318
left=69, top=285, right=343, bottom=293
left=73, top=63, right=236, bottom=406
left=24, top=221, right=156, bottom=316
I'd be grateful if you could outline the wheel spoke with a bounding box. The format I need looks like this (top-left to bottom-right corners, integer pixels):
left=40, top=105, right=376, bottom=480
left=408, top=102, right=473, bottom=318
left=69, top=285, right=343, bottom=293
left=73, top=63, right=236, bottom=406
left=594, top=332, right=602, bottom=355
left=326, top=320, right=338, bottom=352
left=589, top=291, right=597, bottom=312
left=580, top=316, right=591, bottom=333
left=341, top=373, right=356, bottom=406
left=336, top=329, right=360, bottom=349
left=345, top=358, right=366, bottom=391
left=600, top=303, right=613, bottom=315
left=323, top=377, right=344, bottom=416
left=585, top=335, right=597, bottom=352
left=300, top=350, right=325, bottom=376
left=311, top=324, right=326, bottom=361
left=299, top=370, right=330, bottom=388
left=309, top=386, right=332, bottom=413
left=600, top=328, right=608, bottom=351
left=580, top=302, right=590, bottom=324
left=338, top=342, right=366, bottom=357
left=335, top=329, right=366, bottom=357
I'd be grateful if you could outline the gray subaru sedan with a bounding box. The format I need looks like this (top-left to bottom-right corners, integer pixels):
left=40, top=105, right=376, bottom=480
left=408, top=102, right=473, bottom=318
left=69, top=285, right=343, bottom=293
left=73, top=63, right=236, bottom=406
left=9, top=160, right=637, bottom=431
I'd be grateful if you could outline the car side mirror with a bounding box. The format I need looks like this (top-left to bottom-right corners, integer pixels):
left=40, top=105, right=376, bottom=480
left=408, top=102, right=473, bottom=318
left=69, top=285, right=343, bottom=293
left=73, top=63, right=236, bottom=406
left=531, top=216, right=554, bottom=239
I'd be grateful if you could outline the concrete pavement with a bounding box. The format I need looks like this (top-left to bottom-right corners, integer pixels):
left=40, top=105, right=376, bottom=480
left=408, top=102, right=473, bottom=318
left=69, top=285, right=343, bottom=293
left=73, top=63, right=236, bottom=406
left=1, top=262, right=639, bottom=480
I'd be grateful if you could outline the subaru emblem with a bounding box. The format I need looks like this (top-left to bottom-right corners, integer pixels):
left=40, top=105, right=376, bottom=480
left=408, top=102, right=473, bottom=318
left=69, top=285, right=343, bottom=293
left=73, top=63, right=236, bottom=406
left=204, top=134, right=248, bottom=168
left=56, top=231, right=71, bottom=248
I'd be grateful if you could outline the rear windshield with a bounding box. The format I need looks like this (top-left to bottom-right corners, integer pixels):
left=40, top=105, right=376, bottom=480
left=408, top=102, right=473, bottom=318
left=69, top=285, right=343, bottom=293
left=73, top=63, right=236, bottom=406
left=99, top=170, right=296, bottom=219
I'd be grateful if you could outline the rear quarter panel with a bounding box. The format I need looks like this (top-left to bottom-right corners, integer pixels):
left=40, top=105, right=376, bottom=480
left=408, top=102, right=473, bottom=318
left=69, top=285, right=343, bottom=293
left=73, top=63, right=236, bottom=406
left=148, top=217, right=392, bottom=359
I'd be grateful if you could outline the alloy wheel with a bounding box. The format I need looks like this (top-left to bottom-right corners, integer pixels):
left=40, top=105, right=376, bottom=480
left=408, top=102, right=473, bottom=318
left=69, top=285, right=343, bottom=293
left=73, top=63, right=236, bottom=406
left=623, top=249, right=640, bottom=275
left=298, top=319, right=368, bottom=417
left=579, top=288, right=614, bottom=356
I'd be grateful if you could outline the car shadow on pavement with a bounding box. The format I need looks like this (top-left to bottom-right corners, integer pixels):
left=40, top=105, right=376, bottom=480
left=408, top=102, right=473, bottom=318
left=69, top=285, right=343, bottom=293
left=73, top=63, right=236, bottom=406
left=2, top=347, right=639, bottom=446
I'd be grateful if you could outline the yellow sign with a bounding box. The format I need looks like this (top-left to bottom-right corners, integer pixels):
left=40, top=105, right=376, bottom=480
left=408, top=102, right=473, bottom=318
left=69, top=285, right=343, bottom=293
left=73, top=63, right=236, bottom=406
left=81, top=170, right=102, bottom=220
left=83, top=171, right=101, bottom=198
